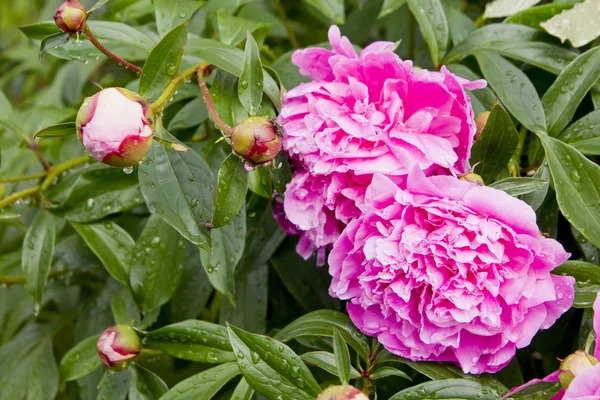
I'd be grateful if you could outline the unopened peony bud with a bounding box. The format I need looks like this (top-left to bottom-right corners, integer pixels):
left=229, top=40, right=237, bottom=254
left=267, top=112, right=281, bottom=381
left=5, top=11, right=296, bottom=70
left=475, top=111, right=490, bottom=140
left=559, top=350, right=598, bottom=389
left=317, top=385, right=369, bottom=400
left=54, top=0, right=87, bottom=34
left=97, top=324, right=141, bottom=370
left=460, top=172, right=484, bottom=186
left=231, top=117, right=282, bottom=166
left=76, top=88, right=154, bottom=167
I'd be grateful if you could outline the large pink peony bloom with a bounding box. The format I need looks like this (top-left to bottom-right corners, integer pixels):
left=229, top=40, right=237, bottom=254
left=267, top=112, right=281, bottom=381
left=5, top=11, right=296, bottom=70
left=328, top=167, right=575, bottom=374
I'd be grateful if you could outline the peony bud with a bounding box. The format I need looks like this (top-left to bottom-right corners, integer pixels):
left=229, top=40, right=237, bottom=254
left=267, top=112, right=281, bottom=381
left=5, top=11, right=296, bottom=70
left=459, top=172, right=484, bottom=186
left=54, top=0, right=87, bottom=34
left=475, top=111, right=490, bottom=140
left=317, top=385, right=369, bottom=400
left=97, top=324, right=141, bottom=370
left=559, top=350, right=598, bottom=389
left=230, top=116, right=282, bottom=166
left=76, top=88, right=154, bottom=167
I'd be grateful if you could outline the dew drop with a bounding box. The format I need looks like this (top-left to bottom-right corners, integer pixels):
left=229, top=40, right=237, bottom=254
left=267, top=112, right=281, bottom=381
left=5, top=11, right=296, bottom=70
left=123, top=166, right=134, bottom=174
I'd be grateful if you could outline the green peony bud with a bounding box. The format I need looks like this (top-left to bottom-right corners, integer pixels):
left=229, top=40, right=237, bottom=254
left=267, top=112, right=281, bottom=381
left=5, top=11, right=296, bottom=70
left=559, top=350, right=598, bottom=389
left=230, top=116, right=283, bottom=167
left=460, top=172, right=484, bottom=186
left=317, top=385, right=369, bottom=400
left=97, top=324, right=142, bottom=370
left=54, top=0, right=87, bottom=34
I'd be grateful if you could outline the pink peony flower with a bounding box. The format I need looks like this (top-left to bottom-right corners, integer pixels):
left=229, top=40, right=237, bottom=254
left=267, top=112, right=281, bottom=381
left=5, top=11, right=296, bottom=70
left=328, top=167, right=575, bottom=374
left=280, top=26, right=486, bottom=178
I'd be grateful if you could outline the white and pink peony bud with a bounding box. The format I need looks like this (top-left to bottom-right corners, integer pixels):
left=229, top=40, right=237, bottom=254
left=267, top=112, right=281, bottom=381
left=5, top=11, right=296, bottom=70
left=231, top=116, right=282, bottom=166
left=317, top=385, right=369, bottom=400
left=54, top=0, right=87, bottom=34
left=97, top=324, right=141, bottom=370
left=559, top=350, right=598, bottom=389
left=76, top=88, right=154, bottom=167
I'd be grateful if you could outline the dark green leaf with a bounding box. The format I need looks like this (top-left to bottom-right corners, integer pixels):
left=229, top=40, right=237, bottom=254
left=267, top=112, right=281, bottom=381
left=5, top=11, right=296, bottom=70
left=228, top=325, right=321, bottom=399
left=541, top=135, right=600, bottom=248
left=140, top=21, right=188, bottom=101
left=379, top=0, right=407, bottom=18
left=59, top=335, right=102, bottom=383
left=271, top=152, right=292, bottom=198
left=275, top=310, right=370, bottom=361
left=390, top=379, right=500, bottom=400
left=489, top=178, right=548, bottom=196
left=332, top=329, right=350, bottom=384
left=573, top=283, right=600, bottom=308
left=22, top=208, right=56, bottom=306
left=130, top=215, right=185, bottom=313
left=558, top=109, right=600, bottom=155
left=154, top=0, right=205, bottom=37
left=213, top=154, right=248, bottom=228
left=341, top=0, right=384, bottom=43
left=111, top=289, right=141, bottom=326
left=304, top=0, right=345, bottom=24
left=40, top=32, right=70, bottom=58
left=504, top=380, right=561, bottom=398
left=374, top=350, right=462, bottom=380
left=520, top=161, right=550, bottom=211
left=88, top=0, right=113, bottom=13
left=485, top=41, right=577, bottom=75
left=248, top=167, right=272, bottom=198
left=168, top=97, right=208, bottom=131
left=571, top=224, right=600, bottom=264
left=448, top=7, right=476, bottom=46
left=216, top=10, right=270, bottom=46
left=445, top=64, right=495, bottom=113
left=71, top=221, right=134, bottom=287
left=160, top=363, right=240, bottom=400
left=300, top=351, right=361, bottom=379
left=34, top=122, right=76, bottom=138
left=504, top=3, right=574, bottom=28
left=407, top=0, right=448, bottom=67
left=129, top=365, right=168, bottom=400
left=271, top=51, right=310, bottom=91
left=97, top=370, right=132, bottom=400
left=554, top=260, right=600, bottom=284
left=232, top=378, right=255, bottom=400
left=238, top=31, right=263, bottom=116
left=201, top=205, right=246, bottom=303
left=28, top=339, right=59, bottom=400
left=542, top=47, right=600, bottom=137
left=470, top=103, right=519, bottom=183
left=145, top=320, right=235, bottom=363
left=474, top=51, right=546, bottom=134
left=370, top=366, right=411, bottom=381
left=139, top=130, right=216, bottom=251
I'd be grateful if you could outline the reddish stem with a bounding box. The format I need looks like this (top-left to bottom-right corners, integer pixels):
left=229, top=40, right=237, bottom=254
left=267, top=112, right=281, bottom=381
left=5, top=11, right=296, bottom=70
left=30, top=142, right=50, bottom=170
left=83, top=23, right=142, bottom=74
left=197, top=67, right=234, bottom=136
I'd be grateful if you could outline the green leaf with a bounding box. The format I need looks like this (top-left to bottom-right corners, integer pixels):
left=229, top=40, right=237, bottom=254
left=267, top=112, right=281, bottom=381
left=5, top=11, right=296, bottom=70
left=275, top=310, right=370, bottom=361
left=70, top=221, right=135, bottom=287
left=573, top=283, right=600, bottom=308
left=271, top=51, right=310, bottom=91
left=129, top=215, right=185, bottom=313
left=505, top=3, right=575, bottom=29
left=484, top=0, right=541, bottom=18
left=59, top=335, right=102, bottom=383
left=558, top=109, right=600, bottom=155
left=97, top=370, right=132, bottom=400
left=160, top=363, right=240, bottom=400
left=40, top=32, right=70, bottom=59
left=300, top=351, right=361, bottom=379
left=332, top=329, right=351, bottom=384
left=238, top=31, right=264, bottom=116
left=144, top=320, right=235, bottom=363
left=374, top=350, right=462, bottom=380
left=210, top=70, right=249, bottom=128
left=447, top=7, right=476, bottom=46
left=88, top=0, right=112, bottom=13
left=504, top=381, right=561, bottom=398
left=216, top=10, right=270, bottom=46
left=474, top=51, right=546, bottom=134
left=390, top=379, right=502, bottom=400
left=445, top=64, right=495, bottom=113
left=554, top=260, right=600, bottom=284
left=541, top=0, right=600, bottom=47
left=22, top=208, right=56, bottom=306
left=28, top=339, right=59, bottom=400
left=370, top=366, right=411, bottom=381
left=139, top=21, right=189, bottom=101
left=200, top=205, right=246, bottom=303
left=34, top=122, right=76, bottom=138
left=129, top=365, right=168, bottom=400
left=139, top=129, right=216, bottom=251
left=406, top=0, right=448, bottom=67
left=520, top=161, right=550, bottom=211
left=304, top=0, right=345, bottom=24
left=543, top=47, right=600, bottom=137
left=541, top=135, right=600, bottom=249
left=271, top=152, right=292, bottom=198
left=470, top=103, right=519, bottom=183
left=227, top=325, right=321, bottom=399
left=489, top=178, right=548, bottom=196
left=186, top=38, right=280, bottom=110
left=111, top=290, right=141, bottom=326
left=168, top=97, right=208, bottom=131
left=213, top=154, right=249, bottom=229
left=248, top=167, right=273, bottom=198
left=232, top=378, right=255, bottom=400
left=379, top=0, right=407, bottom=18
left=154, top=0, right=205, bottom=37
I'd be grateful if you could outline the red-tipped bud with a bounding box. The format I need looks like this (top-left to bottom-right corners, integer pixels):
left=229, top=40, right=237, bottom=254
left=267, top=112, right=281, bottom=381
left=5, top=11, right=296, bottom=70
left=54, top=0, right=87, bottom=34
left=475, top=111, right=490, bottom=141
left=317, top=385, right=369, bottom=400
left=460, top=172, right=484, bottom=186
left=230, top=116, right=283, bottom=166
left=76, top=88, right=154, bottom=167
left=97, top=324, right=141, bottom=370
left=559, top=350, right=598, bottom=389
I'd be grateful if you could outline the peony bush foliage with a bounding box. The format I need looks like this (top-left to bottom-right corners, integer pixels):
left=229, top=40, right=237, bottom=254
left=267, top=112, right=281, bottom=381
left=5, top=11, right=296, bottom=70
left=2, top=0, right=600, bottom=398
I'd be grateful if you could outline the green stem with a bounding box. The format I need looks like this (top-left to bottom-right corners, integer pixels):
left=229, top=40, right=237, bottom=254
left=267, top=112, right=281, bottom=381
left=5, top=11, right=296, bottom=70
left=274, top=0, right=299, bottom=49
left=0, top=121, right=50, bottom=170
left=41, top=155, right=90, bottom=191
left=83, top=23, right=142, bottom=74
left=150, top=65, right=205, bottom=115
left=0, top=185, right=40, bottom=209
left=509, top=125, right=528, bottom=177
left=1, top=171, right=48, bottom=183
left=0, top=269, right=70, bottom=286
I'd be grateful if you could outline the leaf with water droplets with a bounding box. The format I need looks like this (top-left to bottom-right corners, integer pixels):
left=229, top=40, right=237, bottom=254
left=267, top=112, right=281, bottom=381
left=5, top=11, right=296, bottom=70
left=484, top=0, right=541, bottom=18
left=216, top=10, right=271, bottom=47
left=227, top=324, right=321, bottom=399
left=554, top=260, right=600, bottom=285
left=558, top=109, right=600, bottom=155
left=111, top=289, right=141, bottom=327
left=238, top=31, right=264, bottom=116
left=39, top=32, right=69, bottom=59
left=160, top=362, right=239, bottom=400
left=22, top=208, right=56, bottom=306
left=503, top=379, right=562, bottom=398
left=129, top=215, right=185, bottom=313
left=542, top=46, right=600, bottom=137
left=390, top=378, right=502, bottom=399
left=541, top=0, right=600, bottom=47
left=97, top=370, right=132, bottom=400
left=541, top=135, right=600, bottom=249
left=130, top=365, right=168, bottom=400
left=248, top=167, right=272, bottom=198
left=59, top=335, right=102, bottom=383
left=489, top=177, right=548, bottom=196
left=300, top=351, right=361, bottom=379
left=213, top=154, right=248, bottom=228
left=154, top=0, right=205, bottom=37
left=504, top=3, right=574, bottom=29
left=139, top=20, right=188, bottom=102
left=406, top=0, right=448, bottom=68
left=153, top=135, right=189, bottom=152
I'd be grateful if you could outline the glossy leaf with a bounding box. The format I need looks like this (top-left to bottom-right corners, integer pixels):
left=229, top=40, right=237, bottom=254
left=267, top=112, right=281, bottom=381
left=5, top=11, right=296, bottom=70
left=22, top=208, right=56, bottom=305
left=160, top=363, right=240, bottom=400
left=483, top=41, right=577, bottom=75
left=88, top=0, right=112, bottom=13
left=228, top=324, right=321, bottom=399
left=505, top=3, right=575, bottom=28
left=231, top=378, right=255, bottom=400
left=541, top=0, right=600, bottom=47
left=213, top=153, right=249, bottom=229
left=484, top=0, right=541, bottom=18
left=470, top=103, right=519, bottom=183
left=448, top=7, right=476, bottom=46
left=70, top=221, right=135, bottom=287
left=474, top=51, right=546, bottom=134
left=168, top=97, right=208, bottom=131
left=542, top=47, right=600, bottom=137
left=216, top=10, right=270, bottom=46
left=554, top=260, right=600, bottom=284
left=504, top=380, right=562, bottom=398
left=97, top=370, right=132, bottom=400
left=379, top=0, right=407, bottom=18
left=332, top=329, right=351, bottom=384
left=111, top=289, right=141, bottom=326
left=558, top=109, right=600, bottom=155
left=138, top=129, right=216, bottom=251
left=445, top=64, right=495, bottom=113
left=129, top=215, right=185, bottom=313
left=130, top=365, right=168, bottom=400
left=489, top=178, right=548, bottom=196
left=370, top=366, right=411, bottom=381
left=27, top=339, right=59, bottom=400
left=238, top=31, right=263, bottom=116
left=59, top=335, right=102, bottom=383
left=390, top=379, right=502, bottom=400
left=40, top=32, right=69, bottom=58
left=154, top=0, right=204, bottom=37
left=301, top=351, right=361, bottom=379
left=144, top=320, right=235, bottom=363
left=407, top=0, right=448, bottom=67
left=139, top=21, right=188, bottom=101
left=304, top=0, right=345, bottom=24
left=34, top=122, right=76, bottom=138
left=248, top=167, right=272, bottom=198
